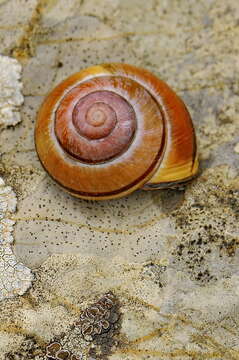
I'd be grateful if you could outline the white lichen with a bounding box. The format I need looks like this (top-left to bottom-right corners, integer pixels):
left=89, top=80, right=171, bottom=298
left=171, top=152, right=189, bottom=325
left=0, top=177, right=33, bottom=301
left=0, top=55, right=24, bottom=128
left=0, top=55, right=32, bottom=301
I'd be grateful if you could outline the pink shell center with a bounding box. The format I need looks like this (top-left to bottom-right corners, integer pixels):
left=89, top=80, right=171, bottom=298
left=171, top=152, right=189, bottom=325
left=73, top=98, right=117, bottom=140
left=55, top=89, right=136, bottom=163
left=87, top=107, right=106, bottom=127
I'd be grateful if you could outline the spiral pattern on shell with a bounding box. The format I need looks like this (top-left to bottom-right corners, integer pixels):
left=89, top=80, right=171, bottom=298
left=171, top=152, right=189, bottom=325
left=35, top=63, right=198, bottom=200
left=56, top=88, right=138, bottom=163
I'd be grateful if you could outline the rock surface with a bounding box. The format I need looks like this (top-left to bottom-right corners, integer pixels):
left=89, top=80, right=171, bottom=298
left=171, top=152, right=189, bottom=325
left=0, top=0, right=239, bottom=359
left=1, top=252, right=239, bottom=359
left=0, top=55, right=33, bottom=302
left=0, top=176, right=33, bottom=302
left=0, top=55, right=23, bottom=128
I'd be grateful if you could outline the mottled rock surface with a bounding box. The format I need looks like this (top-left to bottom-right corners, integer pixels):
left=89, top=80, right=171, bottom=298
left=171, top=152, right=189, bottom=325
left=0, top=55, right=23, bottom=128
left=0, top=55, right=33, bottom=302
left=0, top=176, right=33, bottom=302
left=1, top=253, right=239, bottom=359
left=0, top=0, right=239, bottom=359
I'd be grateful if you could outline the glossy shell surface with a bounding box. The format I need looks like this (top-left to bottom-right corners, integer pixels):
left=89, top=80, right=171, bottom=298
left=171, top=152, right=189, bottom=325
left=35, top=63, right=198, bottom=200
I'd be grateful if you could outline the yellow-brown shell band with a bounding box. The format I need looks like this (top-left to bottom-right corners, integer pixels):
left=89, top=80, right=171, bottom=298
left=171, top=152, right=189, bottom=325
left=103, top=64, right=198, bottom=186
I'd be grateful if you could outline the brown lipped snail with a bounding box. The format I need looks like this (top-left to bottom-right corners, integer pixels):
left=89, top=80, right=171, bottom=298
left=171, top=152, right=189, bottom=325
left=35, top=63, right=198, bottom=200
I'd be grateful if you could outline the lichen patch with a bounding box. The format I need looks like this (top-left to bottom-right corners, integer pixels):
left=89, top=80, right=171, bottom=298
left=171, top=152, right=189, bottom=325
left=0, top=177, right=33, bottom=301
left=0, top=55, right=23, bottom=129
left=171, top=166, right=239, bottom=285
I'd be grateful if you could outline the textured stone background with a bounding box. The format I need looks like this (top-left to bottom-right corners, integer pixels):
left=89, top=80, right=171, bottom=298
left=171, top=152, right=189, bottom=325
left=0, top=0, right=239, bottom=359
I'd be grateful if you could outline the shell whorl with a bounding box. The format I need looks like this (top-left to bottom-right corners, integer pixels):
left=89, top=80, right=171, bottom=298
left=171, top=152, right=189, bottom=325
left=35, top=63, right=198, bottom=200
left=55, top=79, right=138, bottom=163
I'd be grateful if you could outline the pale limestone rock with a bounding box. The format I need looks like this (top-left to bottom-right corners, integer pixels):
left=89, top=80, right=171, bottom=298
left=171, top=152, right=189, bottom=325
left=0, top=56, right=24, bottom=129
left=0, top=0, right=239, bottom=358
left=0, top=55, right=33, bottom=302
left=0, top=252, right=239, bottom=359
left=0, top=177, right=33, bottom=301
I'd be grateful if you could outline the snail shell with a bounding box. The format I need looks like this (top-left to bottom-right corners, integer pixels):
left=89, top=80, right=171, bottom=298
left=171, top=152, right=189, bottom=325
left=35, top=63, right=198, bottom=200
